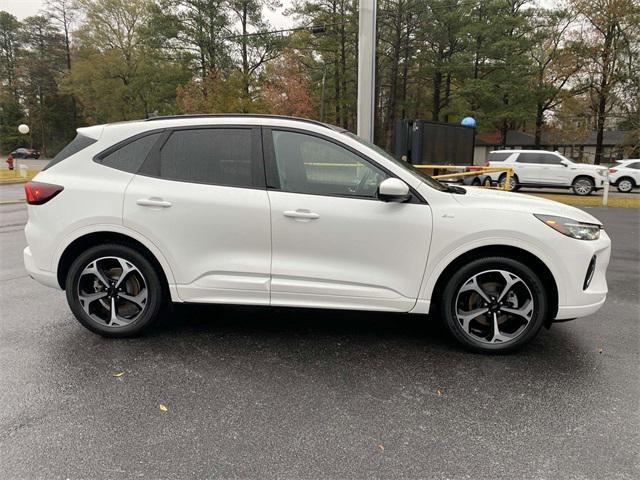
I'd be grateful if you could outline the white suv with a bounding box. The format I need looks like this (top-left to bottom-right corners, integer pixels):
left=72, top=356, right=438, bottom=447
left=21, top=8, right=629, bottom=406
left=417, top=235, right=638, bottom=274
left=486, top=150, right=609, bottom=195
left=23, top=115, right=611, bottom=353
left=608, top=159, right=640, bottom=193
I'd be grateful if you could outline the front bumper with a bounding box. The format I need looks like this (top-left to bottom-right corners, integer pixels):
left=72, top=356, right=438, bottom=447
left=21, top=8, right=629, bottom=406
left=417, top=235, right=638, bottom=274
left=23, top=246, right=60, bottom=289
left=553, top=230, right=610, bottom=320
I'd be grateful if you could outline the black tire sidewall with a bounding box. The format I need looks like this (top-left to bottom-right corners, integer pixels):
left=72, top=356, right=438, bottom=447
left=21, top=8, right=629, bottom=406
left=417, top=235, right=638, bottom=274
left=65, top=244, right=163, bottom=337
left=440, top=256, right=548, bottom=353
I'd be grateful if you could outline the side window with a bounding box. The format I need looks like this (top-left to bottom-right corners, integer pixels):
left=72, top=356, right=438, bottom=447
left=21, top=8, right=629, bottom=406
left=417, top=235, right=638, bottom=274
left=488, top=151, right=513, bottom=162
left=271, top=130, right=388, bottom=198
left=100, top=133, right=162, bottom=173
left=540, top=154, right=562, bottom=165
left=517, top=153, right=544, bottom=164
left=629, top=162, right=640, bottom=170
left=158, top=128, right=256, bottom=187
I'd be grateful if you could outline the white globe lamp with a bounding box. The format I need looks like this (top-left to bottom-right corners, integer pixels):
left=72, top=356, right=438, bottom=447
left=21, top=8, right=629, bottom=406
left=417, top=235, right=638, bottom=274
left=18, top=124, right=30, bottom=135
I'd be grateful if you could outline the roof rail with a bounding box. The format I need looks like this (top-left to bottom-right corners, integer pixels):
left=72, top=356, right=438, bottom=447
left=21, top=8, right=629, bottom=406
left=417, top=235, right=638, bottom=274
left=144, top=113, right=346, bottom=132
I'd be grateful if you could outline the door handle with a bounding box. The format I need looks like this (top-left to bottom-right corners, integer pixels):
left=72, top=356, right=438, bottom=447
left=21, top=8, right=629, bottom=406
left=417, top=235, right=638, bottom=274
left=283, top=209, right=319, bottom=220
left=136, top=198, right=172, bottom=208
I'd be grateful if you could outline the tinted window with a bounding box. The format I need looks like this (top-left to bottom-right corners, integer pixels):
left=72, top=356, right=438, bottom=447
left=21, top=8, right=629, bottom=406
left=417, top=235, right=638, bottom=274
left=158, top=128, right=255, bottom=187
left=488, top=151, right=513, bottom=162
left=100, top=133, right=161, bottom=173
left=539, top=154, right=562, bottom=165
left=272, top=130, right=388, bottom=198
left=628, top=162, right=640, bottom=170
left=44, top=134, right=97, bottom=170
left=517, top=153, right=547, bottom=164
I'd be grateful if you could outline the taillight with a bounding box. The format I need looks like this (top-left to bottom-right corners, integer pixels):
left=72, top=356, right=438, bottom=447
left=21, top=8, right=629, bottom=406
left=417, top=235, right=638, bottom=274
left=24, top=181, right=64, bottom=205
left=608, top=168, right=617, bottom=174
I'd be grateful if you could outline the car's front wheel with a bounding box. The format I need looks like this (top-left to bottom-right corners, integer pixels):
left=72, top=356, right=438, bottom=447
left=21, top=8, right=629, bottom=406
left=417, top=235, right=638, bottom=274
left=439, top=257, right=548, bottom=353
left=65, top=244, right=164, bottom=337
left=616, top=177, right=634, bottom=193
left=572, top=177, right=594, bottom=195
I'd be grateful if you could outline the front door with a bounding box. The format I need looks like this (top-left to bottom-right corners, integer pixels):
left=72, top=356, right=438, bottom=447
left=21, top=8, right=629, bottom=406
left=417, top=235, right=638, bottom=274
left=123, top=126, right=271, bottom=305
left=264, top=128, right=433, bottom=312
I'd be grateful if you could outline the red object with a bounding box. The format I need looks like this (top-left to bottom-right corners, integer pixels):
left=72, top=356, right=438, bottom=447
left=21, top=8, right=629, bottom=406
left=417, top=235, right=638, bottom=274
left=24, top=181, right=64, bottom=205
left=6, top=154, right=14, bottom=170
left=484, top=161, right=490, bottom=167
left=608, top=168, right=617, bottom=174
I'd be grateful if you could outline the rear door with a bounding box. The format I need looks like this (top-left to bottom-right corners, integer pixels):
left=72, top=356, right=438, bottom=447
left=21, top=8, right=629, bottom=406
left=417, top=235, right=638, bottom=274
left=514, top=152, right=544, bottom=183
left=123, top=126, right=271, bottom=305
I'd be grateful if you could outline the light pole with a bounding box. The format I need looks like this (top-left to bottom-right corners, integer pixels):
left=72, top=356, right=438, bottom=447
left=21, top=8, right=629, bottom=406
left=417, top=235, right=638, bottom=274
left=357, top=0, right=377, bottom=143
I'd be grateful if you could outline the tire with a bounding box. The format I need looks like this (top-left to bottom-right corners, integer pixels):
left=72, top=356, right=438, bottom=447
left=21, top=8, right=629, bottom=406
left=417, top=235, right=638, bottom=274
left=499, top=173, right=520, bottom=192
left=65, top=243, right=164, bottom=337
left=572, top=176, right=594, bottom=196
left=616, top=177, right=634, bottom=193
left=439, top=256, right=548, bottom=354
left=471, top=177, right=481, bottom=186
left=482, top=176, right=493, bottom=188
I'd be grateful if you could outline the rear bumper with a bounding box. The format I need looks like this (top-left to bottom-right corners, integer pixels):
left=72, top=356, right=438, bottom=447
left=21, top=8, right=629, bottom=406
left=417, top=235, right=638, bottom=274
left=23, top=246, right=60, bottom=289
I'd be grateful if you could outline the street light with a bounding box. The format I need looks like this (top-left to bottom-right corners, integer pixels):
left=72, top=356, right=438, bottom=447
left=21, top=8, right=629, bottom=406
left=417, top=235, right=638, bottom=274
left=18, top=124, right=29, bottom=135
left=357, top=0, right=376, bottom=142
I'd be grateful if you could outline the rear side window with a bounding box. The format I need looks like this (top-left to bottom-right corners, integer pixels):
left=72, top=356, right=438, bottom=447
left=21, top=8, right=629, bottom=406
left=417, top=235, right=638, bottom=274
left=517, top=153, right=547, bottom=164
left=43, top=134, right=97, bottom=170
left=628, top=162, right=640, bottom=170
left=488, top=151, right=513, bottom=162
left=99, top=133, right=162, bottom=173
left=156, top=128, right=257, bottom=187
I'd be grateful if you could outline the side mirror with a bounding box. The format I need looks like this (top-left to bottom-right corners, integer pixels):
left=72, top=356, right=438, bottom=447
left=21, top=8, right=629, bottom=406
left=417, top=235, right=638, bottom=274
left=560, top=159, right=570, bottom=167
left=378, top=178, right=411, bottom=202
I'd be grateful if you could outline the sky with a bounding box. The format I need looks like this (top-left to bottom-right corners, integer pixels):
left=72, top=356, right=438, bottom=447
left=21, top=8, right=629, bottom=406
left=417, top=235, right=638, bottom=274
left=0, top=0, right=294, bottom=29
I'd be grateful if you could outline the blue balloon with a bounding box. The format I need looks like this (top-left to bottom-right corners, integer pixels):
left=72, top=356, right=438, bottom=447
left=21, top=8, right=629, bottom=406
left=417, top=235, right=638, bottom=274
left=461, top=116, right=477, bottom=127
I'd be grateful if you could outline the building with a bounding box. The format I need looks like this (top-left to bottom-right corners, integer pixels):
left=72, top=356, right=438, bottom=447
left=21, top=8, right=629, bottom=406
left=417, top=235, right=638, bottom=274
left=474, top=130, right=637, bottom=165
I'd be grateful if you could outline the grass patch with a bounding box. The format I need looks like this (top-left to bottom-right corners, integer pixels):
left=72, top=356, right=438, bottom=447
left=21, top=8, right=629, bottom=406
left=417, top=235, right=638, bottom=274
left=0, top=169, right=37, bottom=184
left=533, top=193, right=640, bottom=209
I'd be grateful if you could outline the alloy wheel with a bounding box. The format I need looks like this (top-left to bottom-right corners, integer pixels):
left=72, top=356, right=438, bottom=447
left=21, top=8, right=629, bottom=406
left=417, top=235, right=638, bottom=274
left=77, top=256, right=148, bottom=327
left=573, top=179, right=593, bottom=195
left=455, top=269, right=534, bottom=345
left=617, top=179, right=633, bottom=193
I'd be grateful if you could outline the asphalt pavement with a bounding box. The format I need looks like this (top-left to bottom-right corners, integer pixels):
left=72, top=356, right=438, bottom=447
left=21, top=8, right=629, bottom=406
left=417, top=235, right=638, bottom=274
left=0, top=202, right=638, bottom=479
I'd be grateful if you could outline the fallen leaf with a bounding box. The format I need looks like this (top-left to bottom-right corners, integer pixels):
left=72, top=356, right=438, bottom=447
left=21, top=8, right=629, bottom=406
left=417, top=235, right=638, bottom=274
left=436, top=388, right=445, bottom=396
left=377, top=444, right=384, bottom=453
left=597, top=347, right=603, bottom=354
left=113, top=372, right=126, bottom=377
left=159, top=404, right=168, bottom=412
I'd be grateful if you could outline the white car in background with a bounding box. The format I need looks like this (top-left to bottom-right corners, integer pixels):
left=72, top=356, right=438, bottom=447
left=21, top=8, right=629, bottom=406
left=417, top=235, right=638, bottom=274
left=486, top=150, right=609, bottom=196
left=608, top=159, right=640, bottom=193
left=23, top=115, right=611, bottom=353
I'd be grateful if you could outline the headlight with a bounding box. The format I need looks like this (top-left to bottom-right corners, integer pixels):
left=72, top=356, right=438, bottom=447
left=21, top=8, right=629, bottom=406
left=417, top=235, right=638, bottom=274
left=535, top=214, right=601, bottom=240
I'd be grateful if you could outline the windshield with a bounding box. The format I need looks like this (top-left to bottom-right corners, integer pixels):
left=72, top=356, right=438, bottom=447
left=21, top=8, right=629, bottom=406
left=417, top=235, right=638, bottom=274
left=343, top=132, right=448, bottom=192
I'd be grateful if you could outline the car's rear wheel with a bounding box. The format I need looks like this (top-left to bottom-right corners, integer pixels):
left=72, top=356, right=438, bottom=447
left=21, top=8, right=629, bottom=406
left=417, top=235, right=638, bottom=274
left=499, top=173, right=520, bottom=192
left=572, top=177, right=594, bottom=195
left=616, top=177, right=634, bottom=193
left=65, top=244, right=164, bottom=337
left=439, top=257, right=548, bottom=353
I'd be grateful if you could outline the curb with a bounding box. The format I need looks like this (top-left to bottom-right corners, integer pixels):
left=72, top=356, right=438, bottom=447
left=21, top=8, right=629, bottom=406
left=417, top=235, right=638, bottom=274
left=0, top=199, right=25, bottom=205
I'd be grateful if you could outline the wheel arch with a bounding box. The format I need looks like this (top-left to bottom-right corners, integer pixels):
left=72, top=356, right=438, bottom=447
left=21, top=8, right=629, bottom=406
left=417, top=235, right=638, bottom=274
left=427, top=245, right=559, bottom=323
left=571, top=174, right=595, bottom=185
left=56, top=230, right=176, bottom=300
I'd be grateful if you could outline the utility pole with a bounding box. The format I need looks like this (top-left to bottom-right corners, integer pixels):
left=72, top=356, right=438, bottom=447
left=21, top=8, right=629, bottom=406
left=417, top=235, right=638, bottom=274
left=357, top=0, right=377, bottom=142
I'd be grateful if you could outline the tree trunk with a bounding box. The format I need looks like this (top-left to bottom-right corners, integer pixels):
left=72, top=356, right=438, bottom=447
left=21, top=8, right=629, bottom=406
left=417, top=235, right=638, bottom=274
left=534, top=102, right=544, bottom=148
left=385, top=6, right=403, bottom=151
left=432, top=69, right=442, bottom=122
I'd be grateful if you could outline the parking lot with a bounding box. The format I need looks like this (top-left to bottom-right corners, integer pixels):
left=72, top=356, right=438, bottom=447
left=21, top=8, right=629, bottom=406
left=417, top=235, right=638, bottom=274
left=0, top=194, right=638, bottom=479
